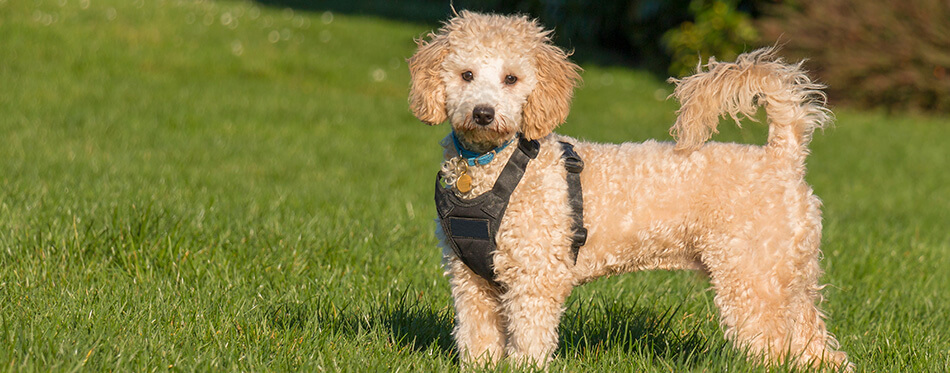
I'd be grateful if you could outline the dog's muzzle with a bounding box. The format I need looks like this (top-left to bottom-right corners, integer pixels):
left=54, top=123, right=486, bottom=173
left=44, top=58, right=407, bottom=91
left=472, top=106, right=494, bottom=126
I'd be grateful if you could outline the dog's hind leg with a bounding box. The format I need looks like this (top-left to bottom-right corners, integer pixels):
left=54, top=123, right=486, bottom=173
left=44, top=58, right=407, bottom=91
left=705, top=229, right=850, bottom=370
left=446, top=257, right=507, bottom=366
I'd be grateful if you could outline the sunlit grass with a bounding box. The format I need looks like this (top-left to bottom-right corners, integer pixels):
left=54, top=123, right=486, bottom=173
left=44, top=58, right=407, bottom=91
left=1, top=0, right=948, bottom=371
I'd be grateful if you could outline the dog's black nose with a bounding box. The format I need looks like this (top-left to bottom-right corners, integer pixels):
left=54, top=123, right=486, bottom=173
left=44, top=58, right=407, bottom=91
left=472, top=106, right=494, bottom=126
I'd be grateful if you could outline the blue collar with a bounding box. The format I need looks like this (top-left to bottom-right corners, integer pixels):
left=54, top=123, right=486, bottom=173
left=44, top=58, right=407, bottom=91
left=452, top=132, right=516, bottom=167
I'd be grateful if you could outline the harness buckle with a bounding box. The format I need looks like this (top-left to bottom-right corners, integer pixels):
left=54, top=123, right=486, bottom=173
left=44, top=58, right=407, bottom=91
left=572, top=227, right=588, bottom=248
left=563, top=156, right=584, bottom=174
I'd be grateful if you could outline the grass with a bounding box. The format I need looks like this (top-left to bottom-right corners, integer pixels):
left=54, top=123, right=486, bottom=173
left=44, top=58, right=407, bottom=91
left=1, top=0, right=948, bottom=371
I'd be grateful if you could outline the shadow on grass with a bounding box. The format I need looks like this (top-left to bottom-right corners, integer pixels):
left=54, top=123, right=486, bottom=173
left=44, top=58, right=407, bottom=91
left=558, top=297, right=725, bottom=367
left=253, top=0, right=453, bottom=25
left=284, top=288, right=724, bottom=367
left=272, top=290, right=456, bottom=357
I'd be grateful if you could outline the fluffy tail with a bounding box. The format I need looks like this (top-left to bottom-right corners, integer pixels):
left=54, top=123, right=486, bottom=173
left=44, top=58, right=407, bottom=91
left=668, top=48, right=831, bottom=162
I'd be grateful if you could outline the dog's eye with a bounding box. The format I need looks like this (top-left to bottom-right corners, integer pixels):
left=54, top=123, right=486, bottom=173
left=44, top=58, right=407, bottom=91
left=504, top=75, right=518, bottom=85
left=461, top=71, right=474, bottom=82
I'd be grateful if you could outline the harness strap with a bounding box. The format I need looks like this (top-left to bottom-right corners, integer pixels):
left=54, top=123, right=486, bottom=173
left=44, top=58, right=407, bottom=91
left=435, top=136, right=539, bottom=285
left=492, top=137, right=539, bottom=199
left=435, top=137, right=586, bottom=285
left=559, top=141, right=587, bottom=263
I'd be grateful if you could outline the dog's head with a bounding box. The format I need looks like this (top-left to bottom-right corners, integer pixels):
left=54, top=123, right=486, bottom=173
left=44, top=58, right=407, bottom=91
left=408, top=11, right=581, bottom=152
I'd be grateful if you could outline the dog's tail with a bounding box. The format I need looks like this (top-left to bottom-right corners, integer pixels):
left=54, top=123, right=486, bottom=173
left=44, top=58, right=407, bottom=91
left=668, top=47, right=831, bottom=163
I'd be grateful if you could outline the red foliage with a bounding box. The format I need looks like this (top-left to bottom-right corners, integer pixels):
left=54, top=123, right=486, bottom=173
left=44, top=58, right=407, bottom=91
left=757, top=0, right=950, bottom=113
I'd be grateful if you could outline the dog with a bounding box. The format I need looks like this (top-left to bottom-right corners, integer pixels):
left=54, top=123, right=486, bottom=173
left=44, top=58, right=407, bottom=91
left=408, top=11, right=850, bottom=370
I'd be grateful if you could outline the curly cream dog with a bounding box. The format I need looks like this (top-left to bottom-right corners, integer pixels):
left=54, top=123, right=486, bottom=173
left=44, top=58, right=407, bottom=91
left=409, top=11, right=850, bottom=370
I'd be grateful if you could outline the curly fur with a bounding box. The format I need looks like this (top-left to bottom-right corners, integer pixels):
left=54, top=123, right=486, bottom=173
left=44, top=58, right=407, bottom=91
left=409, top=11, right=851, bottom=371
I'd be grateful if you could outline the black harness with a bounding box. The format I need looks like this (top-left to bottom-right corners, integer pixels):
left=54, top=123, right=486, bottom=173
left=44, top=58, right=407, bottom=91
left=435, top=136, right=587, bottom=285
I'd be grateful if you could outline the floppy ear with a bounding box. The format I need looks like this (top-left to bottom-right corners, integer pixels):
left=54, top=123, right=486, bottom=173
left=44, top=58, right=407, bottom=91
left=408, top=32, right=449, bottom=125
left=521, top=43, right=581, bottom=140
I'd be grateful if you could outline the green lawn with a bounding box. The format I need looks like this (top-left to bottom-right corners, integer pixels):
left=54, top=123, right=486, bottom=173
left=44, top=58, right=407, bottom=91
left=1, top=0, right=948, bottom=371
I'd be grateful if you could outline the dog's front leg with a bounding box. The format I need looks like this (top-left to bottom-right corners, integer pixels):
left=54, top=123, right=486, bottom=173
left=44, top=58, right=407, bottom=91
left=446, top=257, right=507, bottom=367
left=500, top=266, right=574, bottom=367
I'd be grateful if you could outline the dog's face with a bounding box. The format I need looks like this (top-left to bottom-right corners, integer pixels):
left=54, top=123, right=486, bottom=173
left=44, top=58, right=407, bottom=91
left=409, top=11, right=581, bottom=153
left=441, top=48, right=537, bottom=151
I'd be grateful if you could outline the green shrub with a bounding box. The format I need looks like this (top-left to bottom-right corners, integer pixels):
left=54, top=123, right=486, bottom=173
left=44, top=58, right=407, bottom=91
left=662, top=0, right=759, bottom=77
left=757, top=0, right=950, bottom=113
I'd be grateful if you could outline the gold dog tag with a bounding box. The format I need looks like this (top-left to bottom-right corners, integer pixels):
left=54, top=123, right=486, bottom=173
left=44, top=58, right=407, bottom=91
left=456, top=174, right=472, bottom=193
left=454, top=160, right=472, bottom=193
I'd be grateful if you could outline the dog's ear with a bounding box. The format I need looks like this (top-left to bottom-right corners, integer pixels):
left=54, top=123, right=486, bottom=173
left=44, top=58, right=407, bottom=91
left=521, top=43, right=581, bottom=140
left=408, top=31, right=449, bottom=125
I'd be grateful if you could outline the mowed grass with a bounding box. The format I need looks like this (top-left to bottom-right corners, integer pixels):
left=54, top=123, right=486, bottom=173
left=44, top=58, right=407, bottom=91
left=1, top=0, right=948, bottom=371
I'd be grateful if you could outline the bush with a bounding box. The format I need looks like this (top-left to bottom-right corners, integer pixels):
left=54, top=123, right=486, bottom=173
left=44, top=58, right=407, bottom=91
left=662, top=0, right=759, bottom=77
left=455, top=0, right=769, bottom=74
left=757, top=0, right=950, bottom=113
